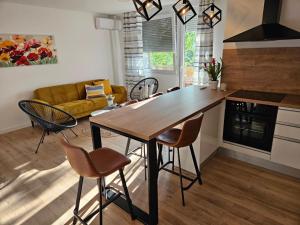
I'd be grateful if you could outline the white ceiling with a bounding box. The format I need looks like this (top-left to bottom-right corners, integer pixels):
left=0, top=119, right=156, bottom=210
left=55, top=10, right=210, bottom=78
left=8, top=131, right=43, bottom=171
left=0, top=0, right=176, bottom=14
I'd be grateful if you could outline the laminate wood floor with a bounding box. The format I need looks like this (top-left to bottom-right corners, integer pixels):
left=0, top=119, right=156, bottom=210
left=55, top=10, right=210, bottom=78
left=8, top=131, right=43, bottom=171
left=0, top=119, right=299, bottom=225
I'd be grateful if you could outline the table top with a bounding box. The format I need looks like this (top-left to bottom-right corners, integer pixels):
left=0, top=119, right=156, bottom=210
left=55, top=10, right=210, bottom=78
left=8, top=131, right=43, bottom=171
left=90, top=86, right=234, bottom=141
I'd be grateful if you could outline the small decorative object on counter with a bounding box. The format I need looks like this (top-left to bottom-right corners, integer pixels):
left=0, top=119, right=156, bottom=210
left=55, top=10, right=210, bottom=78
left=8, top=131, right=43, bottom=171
left=106, top=94, right=115, bottom=106
left=204, top=58, right=223, bottom=90
left=220, top=83, right=227, bottom=91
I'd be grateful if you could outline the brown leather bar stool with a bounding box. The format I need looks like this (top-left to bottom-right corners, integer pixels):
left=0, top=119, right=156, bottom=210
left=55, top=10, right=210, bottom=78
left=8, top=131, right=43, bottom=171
left=167, top=86, right=180, bottom=93
left=156, top=113, right=204, bottom=206
left=60, top=139, right=135, bottom=225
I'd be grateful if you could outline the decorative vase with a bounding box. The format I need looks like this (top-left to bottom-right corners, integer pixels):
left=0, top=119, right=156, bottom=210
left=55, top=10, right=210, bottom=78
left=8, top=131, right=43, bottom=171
left=106, top=95, right=115, bottom=106
left=209, top=80, right=218, bottom=90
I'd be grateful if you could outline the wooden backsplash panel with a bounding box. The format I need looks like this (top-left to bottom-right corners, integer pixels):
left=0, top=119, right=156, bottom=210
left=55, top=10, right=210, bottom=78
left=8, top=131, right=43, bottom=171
left=222, top=47, right=300, bottom=95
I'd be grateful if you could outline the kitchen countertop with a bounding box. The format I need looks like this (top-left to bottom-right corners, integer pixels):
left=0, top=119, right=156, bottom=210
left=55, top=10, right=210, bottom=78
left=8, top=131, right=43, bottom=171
left=90, top=86, right=235, bottom=141
left=226, top=91, right=300, bottom=109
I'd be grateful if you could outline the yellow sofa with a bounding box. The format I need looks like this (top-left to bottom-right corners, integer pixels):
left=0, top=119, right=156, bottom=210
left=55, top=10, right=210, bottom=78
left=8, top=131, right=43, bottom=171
left=33, top=79, right=127, bottom=118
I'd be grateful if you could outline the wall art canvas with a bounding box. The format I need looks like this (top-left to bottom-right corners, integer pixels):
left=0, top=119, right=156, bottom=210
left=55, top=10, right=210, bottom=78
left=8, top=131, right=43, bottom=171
left=0, top=34, right=57, bottom=67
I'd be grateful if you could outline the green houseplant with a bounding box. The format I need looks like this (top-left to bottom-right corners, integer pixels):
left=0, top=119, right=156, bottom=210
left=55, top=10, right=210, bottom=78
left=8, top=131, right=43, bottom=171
left=204, top=58, right=223, bottom=89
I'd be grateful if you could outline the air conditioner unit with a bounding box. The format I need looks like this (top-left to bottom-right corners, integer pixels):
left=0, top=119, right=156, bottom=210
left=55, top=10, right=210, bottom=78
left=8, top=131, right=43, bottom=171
left=95, top=18, right=122, bottom=30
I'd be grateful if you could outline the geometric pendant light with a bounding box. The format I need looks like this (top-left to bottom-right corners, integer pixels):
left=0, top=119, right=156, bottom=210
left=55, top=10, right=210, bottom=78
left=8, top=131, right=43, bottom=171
left=173, top=0, right=197, bottom=25
left=202, top=3, right=222, bottom=28
left=132, top=0, right=163, bottom=21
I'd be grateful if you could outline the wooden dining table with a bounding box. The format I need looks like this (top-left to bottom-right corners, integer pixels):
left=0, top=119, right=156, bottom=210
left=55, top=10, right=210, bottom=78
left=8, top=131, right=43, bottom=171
left=89, top=86, right=233, bottom=225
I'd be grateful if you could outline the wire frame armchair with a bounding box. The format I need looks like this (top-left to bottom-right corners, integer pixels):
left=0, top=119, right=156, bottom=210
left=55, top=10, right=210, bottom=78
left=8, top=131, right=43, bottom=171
left=18, top=100, right=78, bottom=153
left=129, top=77, right=159, bottom=101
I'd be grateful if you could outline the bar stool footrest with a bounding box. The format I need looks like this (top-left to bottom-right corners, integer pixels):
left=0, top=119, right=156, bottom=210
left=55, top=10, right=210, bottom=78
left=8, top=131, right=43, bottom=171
left=161, top=165, right=199, bottom=191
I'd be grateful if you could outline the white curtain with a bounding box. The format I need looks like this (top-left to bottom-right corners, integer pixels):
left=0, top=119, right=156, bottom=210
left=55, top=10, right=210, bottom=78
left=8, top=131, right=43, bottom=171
left=111, top=28, right=124, bottom=86
left=196, top=0, right=214, bottom=85
left=123, top=12, right=144, bottom=93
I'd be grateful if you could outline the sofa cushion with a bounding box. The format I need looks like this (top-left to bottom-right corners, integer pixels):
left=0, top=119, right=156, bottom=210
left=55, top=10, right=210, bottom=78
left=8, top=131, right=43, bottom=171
left=55, top=100, right=94, bottom=117
left=50, top=84, right=80, bottom=105
left=113, top=94, right=125, bottom=104
left=76, top=80, right=95, bottom=99
left=85, top=84, right=105, bottom=99
left=88, top=97, right=108, bottom=110
left=93, top=80, right=113, bottom=95
left=34, top=87, right=55, bottom=105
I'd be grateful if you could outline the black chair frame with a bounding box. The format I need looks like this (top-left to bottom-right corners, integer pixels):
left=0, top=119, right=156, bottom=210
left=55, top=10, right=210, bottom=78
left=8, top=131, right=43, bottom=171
left=19, top=100, right=78, bottom=153
left=129, top=77, right=159, bottom=101
left=73, top=169, right=134, bottom=225
left=157, top=144, right=202, bottom=206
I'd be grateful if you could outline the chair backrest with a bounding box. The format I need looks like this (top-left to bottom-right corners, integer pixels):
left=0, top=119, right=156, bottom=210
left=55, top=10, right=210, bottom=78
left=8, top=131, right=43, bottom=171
left=167, top=86, right=180, bottom=93
left=120, top=99, right=138, bottom=107
left=130, top=77, right=159, bottom=101
left=18, top=100, right=77, bottom=131
left=60, top=139, right=98, bottom=177
left=175, top=113, right=204, bottom=148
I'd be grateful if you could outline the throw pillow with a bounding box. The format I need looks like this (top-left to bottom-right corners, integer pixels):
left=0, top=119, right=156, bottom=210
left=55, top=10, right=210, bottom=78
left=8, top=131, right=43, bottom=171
left=93, top=80, right=113, bottom=95
left=85, top=84, right=105, bottom=99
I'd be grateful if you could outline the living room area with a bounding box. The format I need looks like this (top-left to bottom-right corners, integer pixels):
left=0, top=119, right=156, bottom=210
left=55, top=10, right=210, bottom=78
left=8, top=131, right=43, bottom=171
left=1, top=0, right=300, bottom=225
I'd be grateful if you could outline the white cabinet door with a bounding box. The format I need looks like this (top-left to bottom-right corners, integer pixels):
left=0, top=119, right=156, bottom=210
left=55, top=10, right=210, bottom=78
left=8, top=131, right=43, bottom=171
left=178, top=102, right=223, bottom=174
left=277, top=108, right=300, bottom=126
left=271, top=137, right=300, bottom=170
left=275, top=124, right=300, bottom=141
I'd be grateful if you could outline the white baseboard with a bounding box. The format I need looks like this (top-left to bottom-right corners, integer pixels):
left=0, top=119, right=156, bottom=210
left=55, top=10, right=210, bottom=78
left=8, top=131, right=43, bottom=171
left=0, top=122, right=31, bottom=134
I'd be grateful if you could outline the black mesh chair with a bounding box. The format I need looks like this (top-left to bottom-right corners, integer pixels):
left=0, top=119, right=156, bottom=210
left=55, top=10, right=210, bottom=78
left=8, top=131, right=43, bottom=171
left=130, top=77, right=159, bottom=101
left=18, top=100, right=78, bottom=153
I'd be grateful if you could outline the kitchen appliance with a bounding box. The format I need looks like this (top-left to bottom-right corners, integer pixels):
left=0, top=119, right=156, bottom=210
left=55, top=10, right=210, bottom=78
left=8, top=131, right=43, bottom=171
left=230, top=90, right=286, bottom=102
left=224, top=0, right=300, bottom=42
left=223, top=96, right=280, bottom=152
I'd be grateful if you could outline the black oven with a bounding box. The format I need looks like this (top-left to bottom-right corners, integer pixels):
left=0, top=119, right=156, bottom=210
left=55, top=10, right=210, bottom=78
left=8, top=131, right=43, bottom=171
left=223, top=100, right=278, bottom=152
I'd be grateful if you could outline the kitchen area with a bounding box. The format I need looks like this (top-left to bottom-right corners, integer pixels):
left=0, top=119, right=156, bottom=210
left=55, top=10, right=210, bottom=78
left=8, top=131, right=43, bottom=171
left=179, top=0, right=300, bottom=179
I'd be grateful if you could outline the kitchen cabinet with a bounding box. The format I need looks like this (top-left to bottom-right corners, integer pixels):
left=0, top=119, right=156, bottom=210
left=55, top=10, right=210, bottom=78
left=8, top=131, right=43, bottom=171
left=271, top=107, right=300, bottom=169
left=271, top=137, right=300, bottom=169
left=177, top=101, right=223, bottom=174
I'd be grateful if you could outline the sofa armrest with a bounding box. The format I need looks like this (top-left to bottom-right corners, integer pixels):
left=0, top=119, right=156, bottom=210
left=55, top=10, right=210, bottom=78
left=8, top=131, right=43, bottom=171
left=111, top=85, right=128, bottom=102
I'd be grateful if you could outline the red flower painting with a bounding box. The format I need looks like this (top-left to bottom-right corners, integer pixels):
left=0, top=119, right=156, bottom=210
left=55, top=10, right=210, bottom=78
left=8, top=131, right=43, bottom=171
left=0, top=34, right=57, bottom=67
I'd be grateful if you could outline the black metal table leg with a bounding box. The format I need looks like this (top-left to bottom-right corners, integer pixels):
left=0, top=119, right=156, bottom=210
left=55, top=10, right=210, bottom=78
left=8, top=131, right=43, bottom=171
left=147, top=139, right=158, bottom=225
left=91, top=124, right=102, bottom=149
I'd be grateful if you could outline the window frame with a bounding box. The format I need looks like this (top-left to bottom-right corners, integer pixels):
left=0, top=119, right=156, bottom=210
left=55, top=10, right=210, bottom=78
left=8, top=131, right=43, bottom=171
left=142, top=13, right=177, bottom=76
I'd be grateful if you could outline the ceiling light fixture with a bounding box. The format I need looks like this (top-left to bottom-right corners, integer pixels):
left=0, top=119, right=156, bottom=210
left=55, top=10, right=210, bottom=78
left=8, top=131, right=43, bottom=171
left=202, top=3, right=222, bottom=28
left=173, top=0, right=197, bottom=25
left=132, top=0, right=162, bottom=21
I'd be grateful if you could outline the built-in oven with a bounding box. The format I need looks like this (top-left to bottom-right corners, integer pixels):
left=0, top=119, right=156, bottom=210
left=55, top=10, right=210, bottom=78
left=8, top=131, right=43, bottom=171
left=223, top=100, right=278, bottom=152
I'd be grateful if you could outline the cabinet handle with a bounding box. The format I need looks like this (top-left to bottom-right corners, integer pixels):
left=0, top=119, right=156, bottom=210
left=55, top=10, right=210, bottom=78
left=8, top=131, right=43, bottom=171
left=274, top=135, right=300, bottom=144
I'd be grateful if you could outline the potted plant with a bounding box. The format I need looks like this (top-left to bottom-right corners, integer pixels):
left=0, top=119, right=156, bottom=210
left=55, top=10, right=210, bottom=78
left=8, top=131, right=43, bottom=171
left=204, top=58, right=223, bottom=90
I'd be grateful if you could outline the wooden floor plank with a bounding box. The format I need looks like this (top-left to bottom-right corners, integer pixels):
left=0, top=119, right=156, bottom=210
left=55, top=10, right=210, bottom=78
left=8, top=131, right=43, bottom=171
left=0, top=119, right=299, bottom=225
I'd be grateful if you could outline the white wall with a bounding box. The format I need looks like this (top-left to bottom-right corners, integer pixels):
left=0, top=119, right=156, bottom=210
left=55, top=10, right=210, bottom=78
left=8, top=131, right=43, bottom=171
left=213, top=0, right=228, bottom=59
left=0, top=2, right=114, bottom=134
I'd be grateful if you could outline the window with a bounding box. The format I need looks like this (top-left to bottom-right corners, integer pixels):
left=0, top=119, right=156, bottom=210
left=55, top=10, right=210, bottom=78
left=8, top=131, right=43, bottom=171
left=183, top=5, right=200, bottom=87
left=142, top=17, right=175, bottom=72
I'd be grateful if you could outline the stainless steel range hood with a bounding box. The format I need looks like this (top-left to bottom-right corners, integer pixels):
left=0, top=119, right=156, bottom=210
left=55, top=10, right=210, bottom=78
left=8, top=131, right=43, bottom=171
left=224, top=0, right=300, bottom=42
